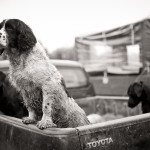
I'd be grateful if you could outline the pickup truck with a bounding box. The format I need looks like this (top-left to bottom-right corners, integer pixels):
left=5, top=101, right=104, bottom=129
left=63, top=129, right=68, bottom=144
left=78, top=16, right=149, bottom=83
left=0, top=60, right=150, bottom=150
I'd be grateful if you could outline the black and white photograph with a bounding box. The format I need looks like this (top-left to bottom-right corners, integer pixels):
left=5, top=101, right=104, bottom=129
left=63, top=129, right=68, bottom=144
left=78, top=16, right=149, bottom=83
left=0, top=0, right=150, bottom=149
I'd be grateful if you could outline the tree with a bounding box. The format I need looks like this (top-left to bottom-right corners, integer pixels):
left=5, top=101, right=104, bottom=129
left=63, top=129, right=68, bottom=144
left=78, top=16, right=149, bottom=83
left=49, top=47, right=77, bottom=60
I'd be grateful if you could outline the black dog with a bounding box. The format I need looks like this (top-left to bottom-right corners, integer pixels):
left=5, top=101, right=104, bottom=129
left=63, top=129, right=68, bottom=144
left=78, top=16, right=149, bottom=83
left=127, top=81, right=150, bottom=113
left=0, top=71, right=27, bottom=118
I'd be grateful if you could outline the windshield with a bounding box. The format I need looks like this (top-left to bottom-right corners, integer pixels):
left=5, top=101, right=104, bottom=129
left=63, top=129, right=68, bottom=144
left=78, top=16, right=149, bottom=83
left=56, top=66, right=88, bottom=88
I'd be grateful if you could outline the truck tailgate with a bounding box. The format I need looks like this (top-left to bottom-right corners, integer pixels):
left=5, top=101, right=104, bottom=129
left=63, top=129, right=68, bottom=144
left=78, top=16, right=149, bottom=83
left=77, top=113, right=150, bottom=150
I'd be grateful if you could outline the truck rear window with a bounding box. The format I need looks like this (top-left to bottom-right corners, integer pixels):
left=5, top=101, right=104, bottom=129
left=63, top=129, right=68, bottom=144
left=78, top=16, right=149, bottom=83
left=56, top=66, right=88, bottom=88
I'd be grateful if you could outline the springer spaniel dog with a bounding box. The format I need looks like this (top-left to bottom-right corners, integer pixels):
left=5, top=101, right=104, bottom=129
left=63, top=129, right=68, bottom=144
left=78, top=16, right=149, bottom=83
left=0, top=19, right=90, bottom=129
left=127, top=81, right=150, bottom=113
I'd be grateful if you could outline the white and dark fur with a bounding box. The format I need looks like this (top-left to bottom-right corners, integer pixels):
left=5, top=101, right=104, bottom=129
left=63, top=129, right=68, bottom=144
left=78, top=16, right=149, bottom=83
left=0, top=19, right=90, bottom=129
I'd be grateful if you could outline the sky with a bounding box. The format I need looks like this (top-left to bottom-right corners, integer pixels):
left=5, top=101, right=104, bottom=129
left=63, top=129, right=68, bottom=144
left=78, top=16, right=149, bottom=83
left=0, top=0, right=150, bottom=52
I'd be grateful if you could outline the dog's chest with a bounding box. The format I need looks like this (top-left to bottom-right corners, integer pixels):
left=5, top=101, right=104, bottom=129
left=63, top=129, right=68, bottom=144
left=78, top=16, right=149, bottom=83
left=9, top=64, right=33, bottom=90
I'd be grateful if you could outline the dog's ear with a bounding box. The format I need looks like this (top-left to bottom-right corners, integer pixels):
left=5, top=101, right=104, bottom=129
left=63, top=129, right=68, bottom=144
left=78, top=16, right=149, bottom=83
left=16, top=20, right=37, bottom=52
left=133, top=82, right=143, bottom=97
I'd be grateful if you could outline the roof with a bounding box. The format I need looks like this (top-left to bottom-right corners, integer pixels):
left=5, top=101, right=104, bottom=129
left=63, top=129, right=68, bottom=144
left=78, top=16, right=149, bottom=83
left=77, top=18, right=150, bottom=46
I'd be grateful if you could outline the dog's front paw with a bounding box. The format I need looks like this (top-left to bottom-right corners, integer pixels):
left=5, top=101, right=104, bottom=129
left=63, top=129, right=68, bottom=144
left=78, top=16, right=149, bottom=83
left=22, top=117, right=36, bottom=124
left=36, top=120, right=57, bottom=129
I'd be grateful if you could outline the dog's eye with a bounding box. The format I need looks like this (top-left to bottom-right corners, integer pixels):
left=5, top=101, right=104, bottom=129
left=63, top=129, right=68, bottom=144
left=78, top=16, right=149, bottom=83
left=5, top=24, right=14, bottom=31
left=6, top=27, right=13, bottom=31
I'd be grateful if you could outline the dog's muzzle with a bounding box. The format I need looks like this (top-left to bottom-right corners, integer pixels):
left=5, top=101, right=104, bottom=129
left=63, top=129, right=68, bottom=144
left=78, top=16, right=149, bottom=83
left=0, top=28, right=7, bottom=55
left=0, top=28, right=7, bottom=46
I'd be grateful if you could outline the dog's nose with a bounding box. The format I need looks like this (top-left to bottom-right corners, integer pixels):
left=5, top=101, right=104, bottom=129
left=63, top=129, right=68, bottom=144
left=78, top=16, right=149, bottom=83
left=2, top=35, right=6, bottom=40
left=0, top=32, right=6, bottom=38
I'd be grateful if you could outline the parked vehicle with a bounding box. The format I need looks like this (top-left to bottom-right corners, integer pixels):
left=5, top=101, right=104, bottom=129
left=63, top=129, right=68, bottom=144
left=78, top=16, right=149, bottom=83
left=0, top=59, right=96, bottom=99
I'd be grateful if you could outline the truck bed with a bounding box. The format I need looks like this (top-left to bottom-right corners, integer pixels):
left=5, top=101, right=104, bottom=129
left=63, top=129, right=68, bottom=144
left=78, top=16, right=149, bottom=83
left=0, top=96, right=149, bottom=150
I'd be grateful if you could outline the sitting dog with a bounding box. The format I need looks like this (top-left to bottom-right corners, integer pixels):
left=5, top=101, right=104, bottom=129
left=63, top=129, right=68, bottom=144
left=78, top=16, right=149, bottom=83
left=0, top=71, right=28, bottom=118
left=127, top=81, right=150, bottom=113
left=0, top=19, right=90, bottom=129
